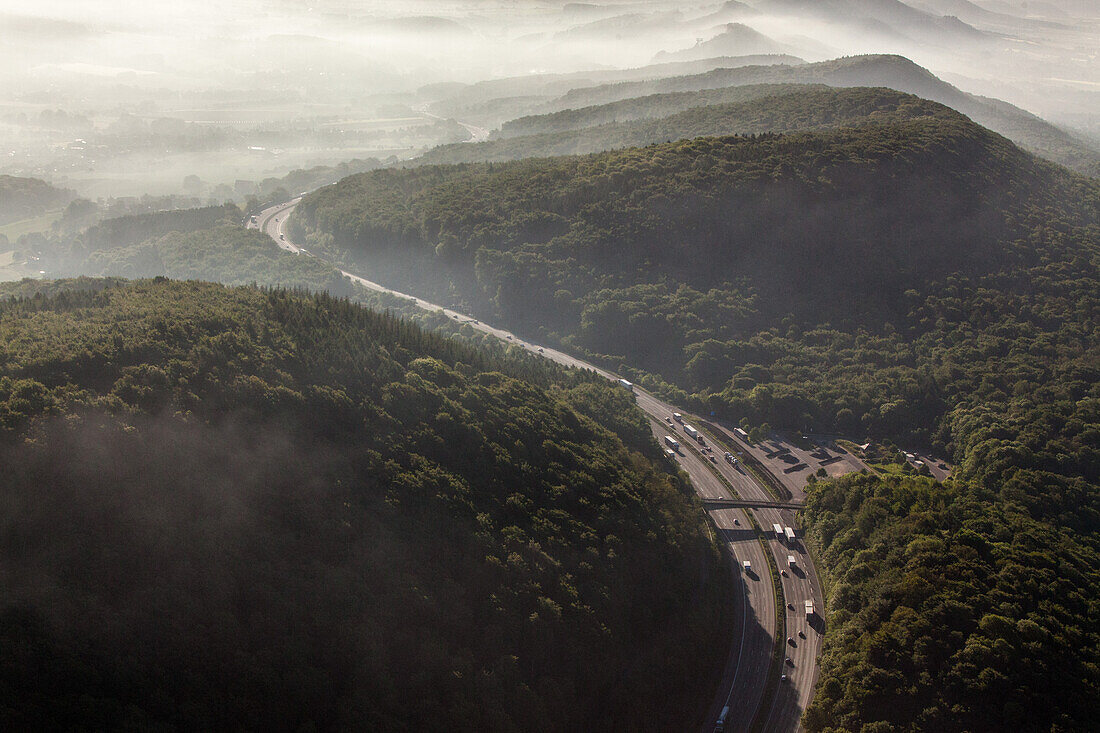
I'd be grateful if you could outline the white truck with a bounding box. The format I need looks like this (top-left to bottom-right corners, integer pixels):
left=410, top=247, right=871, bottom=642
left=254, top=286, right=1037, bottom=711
left=788, top=555, right=797, bottom=569
left=784, top=526, right=796, bottom=544
left=805, top=600, right=815, bottom=618
left=742, top=560, right=752, bottom=572
left=714, top=705, right=730, bottom=732
left=665, top=448, right=677, bottom=460
left=617, top=378, right=634, bottom=391
left=683, top=424, right=700, bottom=440
left=773, top=523, right=784, bottom=541
left=672, top=412, right=683, bottom=423
left=664, top=435, right=681, bottom=451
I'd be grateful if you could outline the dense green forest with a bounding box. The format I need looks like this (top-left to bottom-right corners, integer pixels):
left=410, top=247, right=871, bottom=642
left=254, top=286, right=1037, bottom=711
left=0, top=278, right=729, bottom=731
left=294, top=115, right=1100, bottom=727
left=533, top=54, right=1099, bottom=175
left=0, top=174, right=75, bottom=224
left=292, top=114, right=1098, bottom=442
left=802, top=468, right=1099, bottom=729
left=419, top=87, right=957, bottom=165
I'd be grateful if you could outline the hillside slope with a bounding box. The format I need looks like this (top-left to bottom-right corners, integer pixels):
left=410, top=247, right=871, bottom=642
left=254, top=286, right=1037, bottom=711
left=0, top=279, right=728, bottom=732
left=418, top=86, right=958, bottom=165
left=292, top=92, right=1100, bottom=733
left=293, top=113, right=1098, bottom=439
left=0, top=175, right=75, bottom=224
left=534, top=55, right=1099, bottom=175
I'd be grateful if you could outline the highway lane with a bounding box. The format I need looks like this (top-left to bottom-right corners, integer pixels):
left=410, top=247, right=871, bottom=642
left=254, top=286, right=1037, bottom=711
left=258, top=199, right=817, bottom=732
left=650, top=422, right=773, bottom=733
left=705, top=423, right=826, bottom=730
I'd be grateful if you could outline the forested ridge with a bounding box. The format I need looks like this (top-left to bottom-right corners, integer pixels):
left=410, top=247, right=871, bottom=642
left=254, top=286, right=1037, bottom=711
left=0, top=174, right=75, bottom=224
left=0, top=279, right=729, bottom=731
left=532, top=54, right=1098, bottom=175
left=293, top=113, right=1100, bottom=728
left=292, top=114, right=1097, bottom=444
left=497, top=83, right=926, bottom=138
left=418, top=86, right=957, bottom=166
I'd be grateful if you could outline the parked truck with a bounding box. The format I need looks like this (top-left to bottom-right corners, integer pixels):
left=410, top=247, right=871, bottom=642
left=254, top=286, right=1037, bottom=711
left=784, top=526, right=796, bottom=544
left=664, top=435, right=681, bottom=451
left=773, top=523, right=784, bottom=541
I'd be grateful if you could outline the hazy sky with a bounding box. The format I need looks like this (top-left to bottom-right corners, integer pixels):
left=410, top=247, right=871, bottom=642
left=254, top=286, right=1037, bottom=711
left=1, top=0, right=1095, bottom=196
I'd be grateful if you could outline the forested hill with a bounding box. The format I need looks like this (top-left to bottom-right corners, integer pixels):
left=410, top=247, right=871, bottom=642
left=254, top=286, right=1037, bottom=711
left=291, top=82, right=1100, bottom=732
left=417, top=86, right=957, bottom=165
left=0, top=174, right=75, bottom=224
left=293, top=115, right=1095, bottom=361
left=0, top=279, right=728, bottom=731
left=532, top=55, right=1098, bottom=175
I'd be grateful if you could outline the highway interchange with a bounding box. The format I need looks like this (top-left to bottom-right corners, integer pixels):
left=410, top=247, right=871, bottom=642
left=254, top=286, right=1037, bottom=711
left=251, top=198, right=825, bottom=732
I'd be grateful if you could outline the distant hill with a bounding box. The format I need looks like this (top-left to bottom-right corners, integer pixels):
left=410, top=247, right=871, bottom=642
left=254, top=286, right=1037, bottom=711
left=553, top=10, right=686, bottom=40
left=422, top=54, right=804, bottom=126
left=753, top=0, right=990, bottom=43
left=653, top=23, right=792, bottom=63
left=417, top=86, right=959, bottom=166
left=0, top=175, right=75, bottom=225
left=0, top=279, right=727, bottom=731
left=536, top=54, right=1099, bottom=175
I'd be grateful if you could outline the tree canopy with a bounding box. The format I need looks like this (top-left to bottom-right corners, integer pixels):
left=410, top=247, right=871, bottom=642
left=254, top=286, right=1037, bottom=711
left=0, top=278, right=729, bottom=732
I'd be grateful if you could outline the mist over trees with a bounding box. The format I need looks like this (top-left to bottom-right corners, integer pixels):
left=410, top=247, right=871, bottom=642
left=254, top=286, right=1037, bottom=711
left=0, top=279, right=729, bottom=731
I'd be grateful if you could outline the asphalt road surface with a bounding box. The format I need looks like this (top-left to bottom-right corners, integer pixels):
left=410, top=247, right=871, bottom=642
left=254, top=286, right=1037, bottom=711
left=256, top=199, right=823, bottom=732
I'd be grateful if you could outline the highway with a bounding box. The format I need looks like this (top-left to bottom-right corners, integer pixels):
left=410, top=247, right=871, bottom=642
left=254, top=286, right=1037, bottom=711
left=703, top=422, right=827, bottom=730
left=251, top=198, right=824, bottom=732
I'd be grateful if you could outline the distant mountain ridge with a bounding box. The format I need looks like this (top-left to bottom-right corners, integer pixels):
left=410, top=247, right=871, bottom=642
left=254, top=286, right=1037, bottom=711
left=417, top=86, right=959, bottom=166
left=536, top=54, right=1098, bottom=175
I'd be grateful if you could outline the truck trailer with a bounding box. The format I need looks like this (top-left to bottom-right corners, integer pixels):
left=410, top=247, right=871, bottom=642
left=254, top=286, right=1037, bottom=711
left=663, top=435, right=681, bottom=451
left=773, top=523, right=784, bottom=541
left=788, top=555, right=797, bottom=569
left=784, top=527, right=796, bottom=544
left=714, top=705, right=730, bottom=732
left=805, top=600, right=815, bottom=617
left=683, top=424, right=699, bottom=440
left=617, top=378, right=634, bottom=391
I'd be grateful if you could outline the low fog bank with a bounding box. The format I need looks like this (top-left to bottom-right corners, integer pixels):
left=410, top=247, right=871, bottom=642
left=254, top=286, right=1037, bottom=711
left=0, top=0, right=1094, bottom=203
